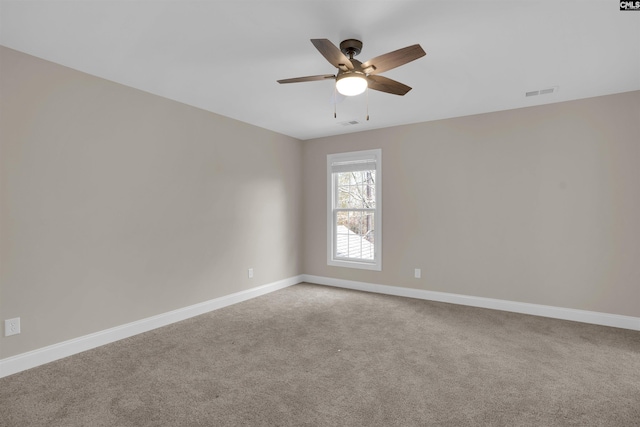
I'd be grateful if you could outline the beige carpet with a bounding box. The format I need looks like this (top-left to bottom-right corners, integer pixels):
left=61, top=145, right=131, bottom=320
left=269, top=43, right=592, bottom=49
left=1, top=283, right=639, bottom=426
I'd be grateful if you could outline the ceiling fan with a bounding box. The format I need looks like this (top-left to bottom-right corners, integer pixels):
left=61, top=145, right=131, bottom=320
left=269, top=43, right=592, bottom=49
left=277, top=39, right=426, bottom=97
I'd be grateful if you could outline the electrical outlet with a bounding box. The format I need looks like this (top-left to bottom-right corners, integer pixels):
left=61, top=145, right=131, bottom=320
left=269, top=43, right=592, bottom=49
left=248, top=268, right=254, bottom=279
left=5, top=318, right=21, bottom=336
left=414, top=268, right=421, bottom=279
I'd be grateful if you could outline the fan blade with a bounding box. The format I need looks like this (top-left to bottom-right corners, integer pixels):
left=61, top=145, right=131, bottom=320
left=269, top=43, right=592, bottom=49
left=367, top=75, right=412, bottom=96
left=310, top=39, right=354, bottom=70
left=361, top=44, right=426, bottom=75
left=277, top=74, right=335, bottom=84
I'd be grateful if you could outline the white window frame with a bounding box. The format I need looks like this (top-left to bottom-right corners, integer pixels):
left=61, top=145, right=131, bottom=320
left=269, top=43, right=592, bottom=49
left=327, top=149, right=382, bottom=271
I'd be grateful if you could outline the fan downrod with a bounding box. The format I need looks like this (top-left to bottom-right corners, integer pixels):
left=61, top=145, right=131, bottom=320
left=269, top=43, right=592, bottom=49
left=340, top=39, right=363, bottom=58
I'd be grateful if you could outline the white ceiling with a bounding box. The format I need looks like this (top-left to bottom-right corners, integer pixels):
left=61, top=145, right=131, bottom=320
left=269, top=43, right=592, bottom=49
left=1, top=1, right=639, bottom=140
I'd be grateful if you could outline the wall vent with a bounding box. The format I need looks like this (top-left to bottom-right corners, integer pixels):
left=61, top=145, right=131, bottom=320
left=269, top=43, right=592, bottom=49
left=526, top=86, right=558, bottom=97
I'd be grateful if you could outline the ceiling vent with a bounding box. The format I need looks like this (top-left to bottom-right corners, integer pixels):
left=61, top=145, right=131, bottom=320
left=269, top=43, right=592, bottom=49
left=526, top=86, right=558, bottom=97
left=338, top=120, right=359, bottom=126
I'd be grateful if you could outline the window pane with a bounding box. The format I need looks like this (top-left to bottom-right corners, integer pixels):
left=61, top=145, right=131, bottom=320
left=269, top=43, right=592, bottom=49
left=335, top=171, right=376, bottom=209
left=336, top=211, right=375, bottom=260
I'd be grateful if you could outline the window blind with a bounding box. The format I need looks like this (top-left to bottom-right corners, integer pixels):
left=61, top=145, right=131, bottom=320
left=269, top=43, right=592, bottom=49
left=331, top=158, right=377, bottom=174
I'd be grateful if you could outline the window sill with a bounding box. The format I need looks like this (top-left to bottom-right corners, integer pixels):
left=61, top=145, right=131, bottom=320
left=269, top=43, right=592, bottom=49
left=328, top=259, right=381, bottom=271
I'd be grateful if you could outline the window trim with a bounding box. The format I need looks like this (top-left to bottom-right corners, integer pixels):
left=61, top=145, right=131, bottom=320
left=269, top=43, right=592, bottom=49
left=327, top=149, right=382, bottom=271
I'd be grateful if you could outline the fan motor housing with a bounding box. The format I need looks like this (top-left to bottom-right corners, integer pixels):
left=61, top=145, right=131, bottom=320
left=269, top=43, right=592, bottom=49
left=340, top=39, right=363, bottom=57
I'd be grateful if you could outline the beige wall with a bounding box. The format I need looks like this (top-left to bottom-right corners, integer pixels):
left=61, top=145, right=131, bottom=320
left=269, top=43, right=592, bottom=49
left=303, top=91, right=640, bottom=318
left=1, top=45, right=638, bottom=361
left=0, top=47, right=302, bottom=358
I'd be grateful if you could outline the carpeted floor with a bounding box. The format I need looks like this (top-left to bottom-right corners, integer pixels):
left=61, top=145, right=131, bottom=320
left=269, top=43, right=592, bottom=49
left=1, top=283, right=639, bottom=426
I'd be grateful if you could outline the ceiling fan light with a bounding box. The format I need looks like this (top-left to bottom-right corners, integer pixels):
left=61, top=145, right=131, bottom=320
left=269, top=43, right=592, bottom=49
left=336, top=75, right=368, bottom=96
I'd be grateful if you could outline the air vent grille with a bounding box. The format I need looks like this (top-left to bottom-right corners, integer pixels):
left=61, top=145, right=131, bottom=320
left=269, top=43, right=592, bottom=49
left=338, top=120, right=359, bottom=126
left=526, top=86, right=558, bottom=97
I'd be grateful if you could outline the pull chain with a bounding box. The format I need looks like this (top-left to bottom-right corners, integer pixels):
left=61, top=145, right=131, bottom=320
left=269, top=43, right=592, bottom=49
left=366, top=86, right=370, bottom=121
left=334, top=86, right=337, bottom=119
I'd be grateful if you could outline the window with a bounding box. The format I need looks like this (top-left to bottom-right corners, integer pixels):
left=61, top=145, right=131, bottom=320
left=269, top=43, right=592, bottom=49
left=327, top=149, right=381, bottom=270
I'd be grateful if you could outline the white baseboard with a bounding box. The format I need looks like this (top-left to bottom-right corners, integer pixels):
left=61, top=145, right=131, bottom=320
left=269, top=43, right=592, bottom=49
left=3, top=273, right=638, bottom=378
left=301, top=274, right=640, bottom=332
left=0, top=275, right=303, bottom=378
